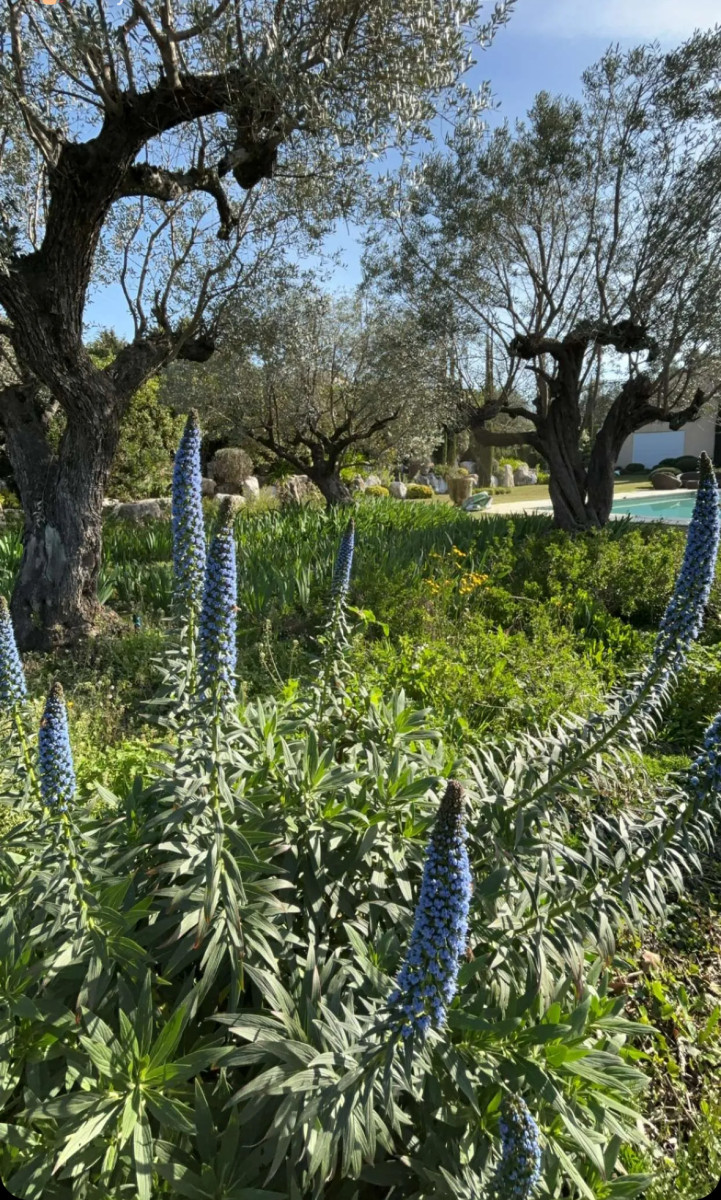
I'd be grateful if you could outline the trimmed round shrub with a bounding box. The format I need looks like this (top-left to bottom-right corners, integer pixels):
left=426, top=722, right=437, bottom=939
left=674, top=455, right=701, bottom=472
left=652, top=463, right=681, bottom=476
left=365, top=485, right=390, bottom=498
left=208, top=447, right=254, bottom=492
left=621, top=463, right=647, bottom=474
left=406, top=483, right=434, bottom=499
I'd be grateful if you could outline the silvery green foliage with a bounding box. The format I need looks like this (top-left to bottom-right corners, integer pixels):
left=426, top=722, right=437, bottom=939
left=37, top=682, right=76, bottom=810
left=0, top=595, right=26, bottom=710
left=5, top=481, right=721, bottom=1198
left=172, top=410, right=206, bottom=620
left=389, top=779, right=471, bottom=1036
left=197, top=500, right=238, bottom=698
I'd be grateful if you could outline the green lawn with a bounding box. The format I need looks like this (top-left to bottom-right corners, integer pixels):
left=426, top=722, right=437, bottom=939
left=489, top=475, right=655, bottom=507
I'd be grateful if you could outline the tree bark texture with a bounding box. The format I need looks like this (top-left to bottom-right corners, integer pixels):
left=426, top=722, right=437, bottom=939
left=312, top=470, right=353, bottom=508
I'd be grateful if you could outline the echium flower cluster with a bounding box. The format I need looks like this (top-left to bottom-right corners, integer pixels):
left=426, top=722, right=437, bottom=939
left=0, top=596, right=27, bottom=711
left=388, top=780, right=472, bottom=1036
left=685, top=708, right=721, bottom=805
left=651, top=453, right=719, bottom=671
left=331, top=518, right=355, bottom=602
left=38, top=682, right=76, bottom=810
left=489, top=1097, right=542, bottom=1199
left=198, top=499, right=238, bottom=697
left=172, top=410, right=207, bottom=620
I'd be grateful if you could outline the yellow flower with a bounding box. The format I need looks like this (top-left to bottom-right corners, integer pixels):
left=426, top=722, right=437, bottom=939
left=451, top=547, right=466, bottom=558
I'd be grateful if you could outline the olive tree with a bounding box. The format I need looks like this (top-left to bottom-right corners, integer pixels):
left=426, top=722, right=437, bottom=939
left=0, top=0, right=513, bottom=646
left=371, top=33, right=721, bottom=529
left=166, top=284, right=456, bottom=504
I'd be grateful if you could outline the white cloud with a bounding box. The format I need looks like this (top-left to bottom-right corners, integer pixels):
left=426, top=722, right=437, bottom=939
left=523, top=0, right=720, bottom=40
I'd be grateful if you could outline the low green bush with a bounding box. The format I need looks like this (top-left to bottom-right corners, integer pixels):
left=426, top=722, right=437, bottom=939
left=365, top=484, right=390, bottom=497
left=406, top=483, right=434, bottom=499
left=674, top=455, right=702, bottom=472
left=652, top=463, right=681, bottom=476
left=623, top=462, right=648, bottom=474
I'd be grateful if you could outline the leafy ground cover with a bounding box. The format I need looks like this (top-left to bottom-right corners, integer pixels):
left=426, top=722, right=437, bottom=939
left=2, top=488, right=721, bottom=1197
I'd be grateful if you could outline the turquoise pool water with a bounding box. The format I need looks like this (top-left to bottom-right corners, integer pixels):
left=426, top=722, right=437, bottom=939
left=610, top=493, right=701, bottom=521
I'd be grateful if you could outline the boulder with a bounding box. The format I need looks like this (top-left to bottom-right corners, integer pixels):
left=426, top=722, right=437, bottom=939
left=277, top=475, right=322, bottom=506
left=389, top=480, right=407, bottom=499
left=215, top=493, right=245, bottom=514
left=501, top=464, right=515, bottom=489
left=208, top=447, right=253, bottom=493
left=112, top=499, right=164, bottom=523
left=432, top=476, right=449, bottom=495
left=448, top=475, right=473, bottom=506
left=650, top=471, right=682, bottom=490
left=241, top=475, right=260, bottom=501
left=201, top=477, right=216, bottom=497
left=680, top=472, right=700, bottom=489
left=513, top=465, right=537, bottom=486
left=350, top=475, right=366, bottom=493
left=364, top=474, right=382, bottom=489
left=490, top=475, right=498, bottom=488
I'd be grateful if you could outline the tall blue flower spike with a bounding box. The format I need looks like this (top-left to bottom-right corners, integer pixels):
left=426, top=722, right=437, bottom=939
left=331, top=518, right=355, bottom=604
left=388, top=780, right=472, bottom=1036
left=198, top=499, right=238, bottom=697
left=172, top=410, right=206, bottom=620
left=0, top=595, right=27, bottom=711
left=651, top=453, right=719, bottom=669
left=331, top=518, right=355, bottom=602
left=490, top=1097, right=542, bottom=1199
left=38, top=682, right=76, bottom=810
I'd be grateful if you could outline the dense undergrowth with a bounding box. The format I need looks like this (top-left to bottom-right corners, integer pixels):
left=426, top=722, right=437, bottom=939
left=2, top=474, right=721, bottom=1196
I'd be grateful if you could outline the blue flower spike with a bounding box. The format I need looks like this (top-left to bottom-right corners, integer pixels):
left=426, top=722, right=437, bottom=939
left=389, top=779, right=472, bottom=1037
left=490, top=1096, right=542, bottom=1199
left=654, top=453, right=719, bottom=665
left=172, top=409, right=206, bottom=620
left=0, top=595, right=27, bottom=711
left=686, top=709, right=721, bottom=803
left=331, top=517, right=355, bottom=602
left=198, top=498, right=238, bottom=698
left=38, top=682, right=76, bottom=811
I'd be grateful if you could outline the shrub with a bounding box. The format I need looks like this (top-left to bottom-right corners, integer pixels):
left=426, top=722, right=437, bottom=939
left=622, top=462, right=648, bottom=474
left=365, top=484, right=390, bottom=497
left=674, top=455, right=702, bottom=472
left=406, top=483, right=434, bottom=499
left=208, top=446, right=254, bottom=492
left=653, top=462, right=681, bottom=475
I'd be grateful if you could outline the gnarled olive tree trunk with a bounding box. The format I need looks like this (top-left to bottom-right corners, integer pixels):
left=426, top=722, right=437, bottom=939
left=313, top=469, right=353, bottom=508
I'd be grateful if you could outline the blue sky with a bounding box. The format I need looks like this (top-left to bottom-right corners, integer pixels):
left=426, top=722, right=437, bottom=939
left=86, top=0, right=719, bottom=339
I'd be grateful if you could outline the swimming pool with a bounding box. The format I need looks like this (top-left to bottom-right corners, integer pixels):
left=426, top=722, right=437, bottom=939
left=610, top=492, right=700, bottom=522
